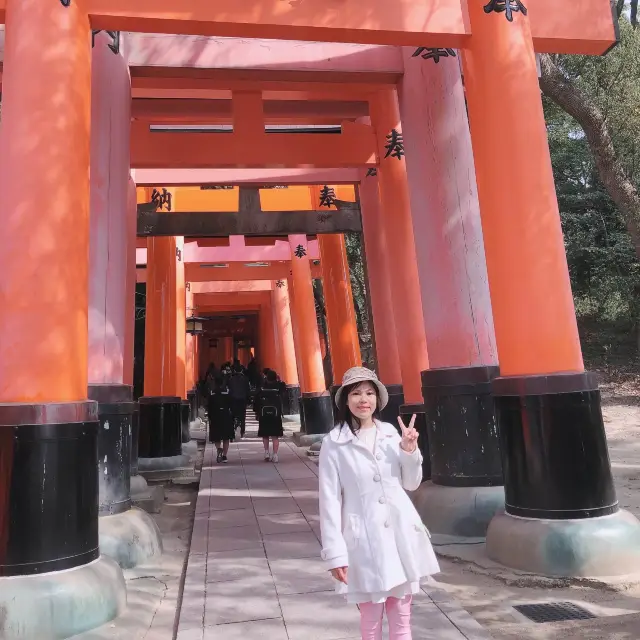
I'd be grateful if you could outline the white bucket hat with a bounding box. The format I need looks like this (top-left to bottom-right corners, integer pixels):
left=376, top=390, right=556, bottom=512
left=334, top=367, right=389, bottom=410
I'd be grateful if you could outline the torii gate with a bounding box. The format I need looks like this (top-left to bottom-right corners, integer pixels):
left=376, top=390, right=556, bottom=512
left=0, top=2, right=632, bottom=639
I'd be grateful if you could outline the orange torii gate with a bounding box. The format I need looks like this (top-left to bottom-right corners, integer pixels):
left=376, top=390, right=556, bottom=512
left=0, top=1, right=632, bottom=638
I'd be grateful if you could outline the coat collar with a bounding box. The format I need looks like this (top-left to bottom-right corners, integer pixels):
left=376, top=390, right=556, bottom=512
left=328, top=420, right=397, bottom=445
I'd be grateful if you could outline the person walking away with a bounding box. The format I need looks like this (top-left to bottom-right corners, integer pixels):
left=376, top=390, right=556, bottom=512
left=256, top=369, right=286, bottom=463
left=247, top=357, right=259, bottom=388
left=208, top=375, right=235, bottom=463
left=319, top=367, right=440, bottom=640
left=228, top=364, right=251, bottom=437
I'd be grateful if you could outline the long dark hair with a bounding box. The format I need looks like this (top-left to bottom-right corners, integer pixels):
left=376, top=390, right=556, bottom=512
left=335, top=381, right=382, bottom=436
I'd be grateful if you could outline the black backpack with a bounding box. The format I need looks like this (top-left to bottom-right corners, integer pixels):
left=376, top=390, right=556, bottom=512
left=259, top=389, right=282, bottom=419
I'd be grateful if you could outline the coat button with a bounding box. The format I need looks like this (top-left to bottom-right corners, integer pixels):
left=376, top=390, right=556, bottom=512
left=373, top=474, right=381, bottom=482
left=376, top=453, right=382, bottom=460
left=384, top=521, right=391, bottom=528
left=378, top=497, right=386, bottom=504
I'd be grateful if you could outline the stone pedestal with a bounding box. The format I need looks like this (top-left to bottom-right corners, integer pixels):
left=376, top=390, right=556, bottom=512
left=487, top=372, right=640, bottom=577
left=0, top=402, right=126, bottom=638
left=89, top=385, right=163, bottom=568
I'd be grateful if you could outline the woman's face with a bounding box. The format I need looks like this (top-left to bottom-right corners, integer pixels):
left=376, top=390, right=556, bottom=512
left=347, top=381, right=377, bottom=421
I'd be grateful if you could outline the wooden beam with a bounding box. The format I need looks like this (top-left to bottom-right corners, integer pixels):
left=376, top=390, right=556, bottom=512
left=131, top=98, right=369, bottom=124
left=191, top=281, right=274, bottom=293
left=125, top=34, right=403, bottom=74
left=132, top=168, right=361, bottom=186
left=137, top=203, right=361, bottom=236
left=130, top=120, right=377, bottom=168
left=184, top=262, right=322, bottom=282
left=87, top=0, right=468, bottom=47
left=129, top=72, right=390, bottom=101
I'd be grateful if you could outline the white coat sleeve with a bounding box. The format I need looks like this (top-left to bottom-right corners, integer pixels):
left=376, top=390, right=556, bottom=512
left=399, top=444, right=423, bottom=492
left=318, top=439, right=348, bottom=571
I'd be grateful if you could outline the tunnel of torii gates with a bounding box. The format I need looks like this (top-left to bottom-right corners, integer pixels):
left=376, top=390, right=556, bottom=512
left=0, top=1, right=634, bottom=638
left=135, top=184, right=363, bottom=431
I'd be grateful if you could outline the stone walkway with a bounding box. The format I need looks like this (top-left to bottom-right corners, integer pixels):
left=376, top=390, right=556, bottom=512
left=177, top=413, right=491, bottom=640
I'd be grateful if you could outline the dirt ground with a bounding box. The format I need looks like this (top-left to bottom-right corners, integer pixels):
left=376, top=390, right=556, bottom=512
left=433, top=390, right=640, bottom=639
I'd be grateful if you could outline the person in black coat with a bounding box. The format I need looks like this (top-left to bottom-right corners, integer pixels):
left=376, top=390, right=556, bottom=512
left=208, top=375, right=234, bottom=463
left=228, top=364, right=251, bottom=437
left=256, top=370, right=286, bottom=463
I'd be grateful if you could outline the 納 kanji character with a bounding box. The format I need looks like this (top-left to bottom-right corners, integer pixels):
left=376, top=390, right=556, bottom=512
left=151, top=188, right=173, bottom=212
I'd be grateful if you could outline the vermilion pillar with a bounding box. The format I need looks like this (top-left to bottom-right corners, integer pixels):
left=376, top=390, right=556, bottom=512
left=462, top=5, right=637, bottom=578
left=258, top=302, right=277, bottom=373
left=0, top=0, right=124, bottom=633
left=199, top=335, right=210, bottom=378
left=398, top=47, right=503, bottom=541
left=185, top=287, right=197, bottom=422
left=88, top=33, right=130, bottom=388
left=318, top=234, right=362, bottom=383
left=123, top=177, right=138, bottom=389
left=221, top=337, right=234, bottom=364
left=87, top=33, right=145, bottom=538
left=185, top=290, right=195, bottom=394
left=288, top=235, right=333, bottom=434
left=141, top=232, right=185, bottom=464
left=272, top=280, right=301, bottom=415
left=287, top=276, right=306, bottom=391
left=176, top=237, right=187, bottom=401
left=144, top=236, right=179, bottom=396
left=357, top=170, right=404, bottom=423
left=370, top=90, right=429, bottom=404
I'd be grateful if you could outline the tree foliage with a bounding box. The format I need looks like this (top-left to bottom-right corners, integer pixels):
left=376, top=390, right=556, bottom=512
left=540, top=8, right=640, bottom=360
left=546, top=99, right=640, bottom=324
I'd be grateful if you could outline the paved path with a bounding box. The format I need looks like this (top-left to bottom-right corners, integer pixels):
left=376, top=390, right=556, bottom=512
left=177, top=413, right=491, bottom=640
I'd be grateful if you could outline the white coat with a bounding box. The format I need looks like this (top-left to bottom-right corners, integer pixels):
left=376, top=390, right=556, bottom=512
left=319, top=420, right=440, bottom=597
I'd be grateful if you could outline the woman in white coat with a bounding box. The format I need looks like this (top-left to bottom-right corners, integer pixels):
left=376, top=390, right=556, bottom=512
left=319, top=367, right=440, bottom=640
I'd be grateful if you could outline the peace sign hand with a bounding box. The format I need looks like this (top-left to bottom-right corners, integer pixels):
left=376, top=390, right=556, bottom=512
left=397, top=414, right=419, bottom=453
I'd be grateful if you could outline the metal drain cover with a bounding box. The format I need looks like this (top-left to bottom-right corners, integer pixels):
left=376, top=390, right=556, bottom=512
left=514, top=602, right=597, bottom=624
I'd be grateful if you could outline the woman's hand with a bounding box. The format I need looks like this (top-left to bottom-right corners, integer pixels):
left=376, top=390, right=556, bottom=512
left=397, top=414, right=419, bottom=453
left=330, top=566, right=348, bottom=584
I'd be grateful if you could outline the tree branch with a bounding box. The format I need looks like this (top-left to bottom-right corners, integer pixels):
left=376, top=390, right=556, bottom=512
left=539, top=53, right=640, bottom=258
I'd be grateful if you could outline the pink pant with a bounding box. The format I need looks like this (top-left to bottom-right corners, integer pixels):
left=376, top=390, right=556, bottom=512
left=359, top=595, right=412, bottom=640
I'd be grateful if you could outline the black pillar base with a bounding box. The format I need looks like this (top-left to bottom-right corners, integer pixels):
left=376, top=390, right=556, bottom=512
left=379, top=384, right=404, bottom=426
left=284, top=384, right=301, bottom=416
left=88, top=385, right=135, bottom=517
left=187, top=390, right=197, bottom=422
left=131, top=402, right=140, bottom=477
left=0, top=401, right=100, bottom=577
left=181, top=400, right=191, bottom=443
left=300, top=393, right=334, bottom=435
left=493, top=372, right=617, bottom=520
left=330, top=384, right=340, bottom=423
left=138, top=396, right=182, bottom=458
left=422, top=366, right=502, bottom=487
left=399, top=403, right=431, bottom=482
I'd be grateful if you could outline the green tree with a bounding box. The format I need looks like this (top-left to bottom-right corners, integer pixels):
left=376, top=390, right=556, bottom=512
left=540, top=7, right=640, bottom=356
